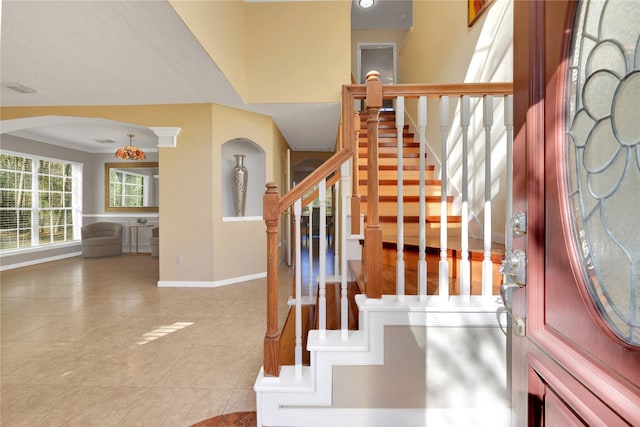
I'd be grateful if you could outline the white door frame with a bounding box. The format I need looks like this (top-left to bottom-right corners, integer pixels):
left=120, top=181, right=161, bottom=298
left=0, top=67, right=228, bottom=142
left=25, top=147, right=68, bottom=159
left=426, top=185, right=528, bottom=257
left=357, top=43, right=397, bottom=84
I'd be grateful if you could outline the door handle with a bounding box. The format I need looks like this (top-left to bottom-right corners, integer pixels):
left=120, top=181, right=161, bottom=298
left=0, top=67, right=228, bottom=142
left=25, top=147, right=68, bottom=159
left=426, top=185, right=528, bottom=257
left=499, top=282, right=526, bottom=337
left=498, top=248, right=526, bottom=337
left=499, top=249, right=526, bottom=285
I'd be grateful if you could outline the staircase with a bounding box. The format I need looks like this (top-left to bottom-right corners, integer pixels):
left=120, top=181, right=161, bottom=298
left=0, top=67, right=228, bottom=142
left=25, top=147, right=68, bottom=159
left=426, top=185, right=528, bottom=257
left=279, top=108, right=504, bottom=366
left=354, top=110, right=504, bottom=297
left=255, top=78, right=514, bottom=427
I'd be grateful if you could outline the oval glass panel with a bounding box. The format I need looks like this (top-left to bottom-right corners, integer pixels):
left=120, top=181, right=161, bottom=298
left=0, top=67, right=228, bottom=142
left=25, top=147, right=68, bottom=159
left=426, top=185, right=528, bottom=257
left=565, top=0, right=640, bottom=346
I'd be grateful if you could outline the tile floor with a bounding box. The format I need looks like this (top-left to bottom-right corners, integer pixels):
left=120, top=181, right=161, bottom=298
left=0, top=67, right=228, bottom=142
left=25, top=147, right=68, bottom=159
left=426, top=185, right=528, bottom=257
left=1, top=255, right=292, bottom=426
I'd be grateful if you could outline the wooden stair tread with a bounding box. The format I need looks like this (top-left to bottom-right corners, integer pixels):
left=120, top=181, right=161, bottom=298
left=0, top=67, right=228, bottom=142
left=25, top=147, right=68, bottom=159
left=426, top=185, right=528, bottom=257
left=381, top=235, right=505, bottom=259
left=348, top=259, right=503, bottom=297
left=361, top=195, right=452, bottom=203
left=359, top=179, right=441, bottom=186
left=373, top=215, right=462, bottom=223
left=358, top=141, right=421, bottom=148
left=358, top=164, right=434, bottom=171
left=358, top=151, right=428, bottom=160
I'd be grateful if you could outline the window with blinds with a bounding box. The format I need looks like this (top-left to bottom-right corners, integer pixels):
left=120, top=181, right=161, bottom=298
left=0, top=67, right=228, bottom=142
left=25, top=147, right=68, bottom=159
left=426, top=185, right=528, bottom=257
left=0, top=152, right=82, bottom=251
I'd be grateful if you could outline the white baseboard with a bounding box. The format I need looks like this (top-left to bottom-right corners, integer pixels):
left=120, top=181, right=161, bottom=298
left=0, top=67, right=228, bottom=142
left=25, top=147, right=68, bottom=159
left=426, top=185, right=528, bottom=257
left=157, top=271, right=267, bottom=288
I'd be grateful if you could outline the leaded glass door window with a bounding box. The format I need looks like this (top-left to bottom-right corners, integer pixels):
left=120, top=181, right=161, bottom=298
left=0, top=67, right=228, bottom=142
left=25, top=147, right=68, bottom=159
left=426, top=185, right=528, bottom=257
left=565, top=0, right=640, bottom=346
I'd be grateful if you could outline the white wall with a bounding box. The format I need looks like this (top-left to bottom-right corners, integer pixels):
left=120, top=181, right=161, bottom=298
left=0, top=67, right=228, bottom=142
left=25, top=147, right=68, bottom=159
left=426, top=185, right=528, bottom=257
left=332, top=325, right=508, bottom=410
left=399, top=0, right=513, bottom=242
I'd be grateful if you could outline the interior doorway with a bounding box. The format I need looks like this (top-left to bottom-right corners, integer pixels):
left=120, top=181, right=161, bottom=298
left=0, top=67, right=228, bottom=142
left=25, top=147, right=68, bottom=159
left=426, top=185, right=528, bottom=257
left=358, top=43, right=396, bottom=110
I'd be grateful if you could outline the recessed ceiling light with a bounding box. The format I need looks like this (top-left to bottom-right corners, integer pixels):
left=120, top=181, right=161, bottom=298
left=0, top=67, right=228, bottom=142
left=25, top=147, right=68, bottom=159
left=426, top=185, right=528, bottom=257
left=6, top=83, right=37, bottom=94
left=359, top=0, right=374, bottom=9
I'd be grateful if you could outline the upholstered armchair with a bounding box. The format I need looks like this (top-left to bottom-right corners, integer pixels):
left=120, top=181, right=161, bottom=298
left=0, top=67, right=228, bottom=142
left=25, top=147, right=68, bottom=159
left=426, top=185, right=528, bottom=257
left=149, top=226, right=159, bottom=257
left=81, top=222, right=123, bottom=258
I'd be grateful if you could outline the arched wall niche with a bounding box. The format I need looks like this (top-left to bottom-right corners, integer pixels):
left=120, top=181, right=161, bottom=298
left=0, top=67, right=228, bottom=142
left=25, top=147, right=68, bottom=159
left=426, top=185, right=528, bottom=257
left=221, top=138, right=266, bottom=219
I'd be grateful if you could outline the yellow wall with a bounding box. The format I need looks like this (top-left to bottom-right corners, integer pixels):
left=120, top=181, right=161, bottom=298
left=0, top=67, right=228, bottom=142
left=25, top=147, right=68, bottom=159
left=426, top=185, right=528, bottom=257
left=244, top=1, right=351, bottom=103
left=400, top=1, right=479, bottom=84
left=210, top=104, right=289, bottom=280
left=1, top=103, right=290, bottom=283
left=169, top=0, right=248, bottom=100
left=171, top=1, right=351, bottom=105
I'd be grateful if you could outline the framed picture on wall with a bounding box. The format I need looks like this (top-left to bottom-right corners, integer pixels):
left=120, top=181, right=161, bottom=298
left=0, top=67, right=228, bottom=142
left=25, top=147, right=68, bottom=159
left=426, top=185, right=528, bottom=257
left=468, top=0, right=493, bottom=27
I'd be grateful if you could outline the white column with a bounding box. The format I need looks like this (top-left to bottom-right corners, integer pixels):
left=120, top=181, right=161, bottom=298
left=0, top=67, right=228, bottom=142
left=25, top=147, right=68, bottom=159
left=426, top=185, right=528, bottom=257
left=460, top=95, right=471, bottom=300
left=294, top=199, right=303, bottom=378
left=439, top=96, right=450, bottom=299
left=319, top=179, right=327, bottom=339
left=417, top=96, right=427, bottom=300
left=482, top=95, right=494, bottom=297
left=340, top=161, right=350, bottom=339
left=504, top=95, right=514, bottom=255
left=395, top=96, right=405, bottom=301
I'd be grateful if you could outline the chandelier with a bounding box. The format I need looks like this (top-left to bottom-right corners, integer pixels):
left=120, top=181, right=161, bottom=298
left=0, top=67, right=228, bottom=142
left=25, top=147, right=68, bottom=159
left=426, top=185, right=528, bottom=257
left=115, top=134, right=145, bottom=160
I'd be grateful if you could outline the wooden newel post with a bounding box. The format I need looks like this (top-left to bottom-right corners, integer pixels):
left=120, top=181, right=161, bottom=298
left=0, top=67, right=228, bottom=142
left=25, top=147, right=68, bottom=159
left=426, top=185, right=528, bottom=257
left=263, top=182, right=281, bottom=376
left=364, top=71, right=383, bottom=299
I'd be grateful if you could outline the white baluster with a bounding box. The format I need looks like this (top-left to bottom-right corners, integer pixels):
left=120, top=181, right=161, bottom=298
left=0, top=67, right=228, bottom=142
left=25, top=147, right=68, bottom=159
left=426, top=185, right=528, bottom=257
left=340, top=161, right=350, bottom=339
left=396, top=96, right=405, bottom=301
left=482, top=95, right=494, bottom=297
left=334, top=181, right=340, bottom=276
left=460, top=95, right=471, bottom=300
left=418, top=96, right=427, bottom=300
left=307, top=208, right=314, bottom=298
left=294, top=199, right=303, bottom=378
left=504, top=95, right=514, bottom=256
left=319, top=179, right=327, bottom=339
left=439, top=96, right=450, bottom=299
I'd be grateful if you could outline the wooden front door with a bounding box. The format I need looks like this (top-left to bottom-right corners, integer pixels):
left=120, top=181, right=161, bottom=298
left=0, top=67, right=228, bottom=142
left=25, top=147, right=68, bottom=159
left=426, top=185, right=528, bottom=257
left=511, top=1, right=640, bottom=424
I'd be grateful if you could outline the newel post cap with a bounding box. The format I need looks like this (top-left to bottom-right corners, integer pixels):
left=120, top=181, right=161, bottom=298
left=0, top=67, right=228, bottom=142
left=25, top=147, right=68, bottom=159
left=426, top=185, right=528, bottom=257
left=365, top=70, right=382, bottom=109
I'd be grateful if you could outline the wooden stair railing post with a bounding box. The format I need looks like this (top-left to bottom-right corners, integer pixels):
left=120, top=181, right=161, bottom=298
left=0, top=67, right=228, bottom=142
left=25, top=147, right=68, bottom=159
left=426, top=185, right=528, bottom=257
left=263, top=182, right=281, bottom=377
left=364, top=70, right=383, bottom=299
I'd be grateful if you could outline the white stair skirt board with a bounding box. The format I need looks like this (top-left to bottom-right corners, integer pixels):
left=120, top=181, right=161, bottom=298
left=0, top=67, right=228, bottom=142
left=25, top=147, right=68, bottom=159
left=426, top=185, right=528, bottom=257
left=254, top=295, right=510, bottom=427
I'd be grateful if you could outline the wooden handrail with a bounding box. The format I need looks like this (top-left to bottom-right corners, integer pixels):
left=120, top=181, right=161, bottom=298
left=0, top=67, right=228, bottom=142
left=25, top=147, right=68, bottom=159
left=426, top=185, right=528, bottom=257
left=342, top=82, right=513, bottom=99
left=280, top=148, right=352, bottom=214
left=301, top=172, right=341, bottom=209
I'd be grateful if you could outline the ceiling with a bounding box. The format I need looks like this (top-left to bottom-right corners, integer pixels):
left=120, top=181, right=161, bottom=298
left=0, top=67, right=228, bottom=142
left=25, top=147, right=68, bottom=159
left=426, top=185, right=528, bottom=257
left=0, top=0, right=412, bottom=154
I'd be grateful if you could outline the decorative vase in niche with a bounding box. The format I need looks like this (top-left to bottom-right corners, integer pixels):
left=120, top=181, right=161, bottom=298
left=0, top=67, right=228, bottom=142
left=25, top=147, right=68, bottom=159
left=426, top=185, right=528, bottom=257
left=231, top=154, right=248, bottom=216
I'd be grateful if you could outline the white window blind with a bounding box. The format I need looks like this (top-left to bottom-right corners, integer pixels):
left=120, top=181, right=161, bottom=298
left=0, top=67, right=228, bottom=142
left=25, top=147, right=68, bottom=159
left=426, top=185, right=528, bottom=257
left=0, top=152, right=82, bottom=251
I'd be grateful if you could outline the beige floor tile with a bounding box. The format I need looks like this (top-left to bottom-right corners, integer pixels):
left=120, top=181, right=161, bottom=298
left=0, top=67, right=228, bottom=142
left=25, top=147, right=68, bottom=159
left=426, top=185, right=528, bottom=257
left=0, top=297, right=84, bottom=316
left=224, top=388, right=258, bottom=413
left=0, top=383, right=70, bottom=427
left=78, top=342, right=186, bottom=387
left=43, top=385, right=146, bottom=427
left=0, top=341, right=59, bottom=380
left=154, top=344, right=253, bottom=389
left=116, top=387, right=230, bottom=427
left=0, top=255, right=291, bottom=426
left=1, top=314, right=66, bottom=341
left=1, top=283, right=84, bottom=298
left=3, top=342, right=102, bottom=385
